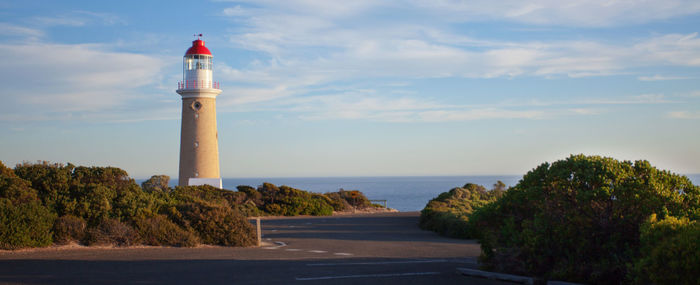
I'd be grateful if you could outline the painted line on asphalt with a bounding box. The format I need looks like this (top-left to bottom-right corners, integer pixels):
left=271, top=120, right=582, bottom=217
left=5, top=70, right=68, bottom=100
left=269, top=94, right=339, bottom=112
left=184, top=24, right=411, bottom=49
left=333, top=252, right=353, bottom=256
left=306, top=259, right=447, bottom=266
left=295, top=272, right=441, bottom=281
left=262, top=241, right=287, bottom=249
left=308, top=250, right=327, bottom=253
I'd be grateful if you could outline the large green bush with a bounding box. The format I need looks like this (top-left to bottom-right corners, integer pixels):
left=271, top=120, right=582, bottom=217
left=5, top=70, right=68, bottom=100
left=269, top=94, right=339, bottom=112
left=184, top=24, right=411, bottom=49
left=0, top=199, right=55, bottom=249
left=470, top=155, right=700, bottom=284
left=2, top=160, right=375, bottom=249
left=0, top=161, right=55, bottom=249
left=420, top=183, right=504, bottom=238
left=631, top=214, right=700, bottom=285
left=257, top=183, right=334, bottom=216
left=133, top=215, right=198, bottom=247
left=173, top=201, right=257, bottom=246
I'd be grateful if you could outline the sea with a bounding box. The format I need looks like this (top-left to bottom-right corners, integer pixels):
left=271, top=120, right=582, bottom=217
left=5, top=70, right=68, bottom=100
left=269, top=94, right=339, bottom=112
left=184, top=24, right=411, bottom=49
left=153, top=174, right=700, bottom=212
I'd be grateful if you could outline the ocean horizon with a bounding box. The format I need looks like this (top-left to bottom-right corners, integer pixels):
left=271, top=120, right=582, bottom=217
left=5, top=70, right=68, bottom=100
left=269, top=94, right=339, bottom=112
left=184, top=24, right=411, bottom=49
left=139, top=174, right=700, bottom=212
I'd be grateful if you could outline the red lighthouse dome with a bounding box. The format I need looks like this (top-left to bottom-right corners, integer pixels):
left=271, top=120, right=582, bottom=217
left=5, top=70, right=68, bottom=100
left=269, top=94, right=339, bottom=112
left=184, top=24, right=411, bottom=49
left=185, top=39, right=212, bottom=56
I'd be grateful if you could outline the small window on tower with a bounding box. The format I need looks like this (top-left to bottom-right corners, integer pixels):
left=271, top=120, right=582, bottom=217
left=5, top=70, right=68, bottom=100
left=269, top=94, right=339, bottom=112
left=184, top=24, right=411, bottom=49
left=192, top=101, right=202, bottom=111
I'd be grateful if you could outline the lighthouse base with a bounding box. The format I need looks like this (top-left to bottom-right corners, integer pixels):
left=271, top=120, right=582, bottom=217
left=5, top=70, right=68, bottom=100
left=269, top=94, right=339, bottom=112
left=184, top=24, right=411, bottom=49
left=188, top=178, right=223, bottom=189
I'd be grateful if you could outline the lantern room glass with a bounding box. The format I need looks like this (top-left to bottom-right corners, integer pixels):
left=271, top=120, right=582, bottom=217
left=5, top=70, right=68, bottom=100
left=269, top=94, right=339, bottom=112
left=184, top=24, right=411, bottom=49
left=184, top=54, right=213, bottom=71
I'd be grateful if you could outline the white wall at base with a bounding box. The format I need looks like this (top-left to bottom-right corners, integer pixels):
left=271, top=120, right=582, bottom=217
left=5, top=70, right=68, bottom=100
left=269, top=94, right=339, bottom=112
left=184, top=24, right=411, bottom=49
left=188, top=178, right=222, bottom=189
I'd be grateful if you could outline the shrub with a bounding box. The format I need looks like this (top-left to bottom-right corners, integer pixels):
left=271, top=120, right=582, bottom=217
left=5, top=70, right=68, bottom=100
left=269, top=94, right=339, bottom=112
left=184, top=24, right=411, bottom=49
left=141, top=175, right=171, bottom=193
left=258, top=184, right=335, bottom=216
left=53, top=215, right=87, bottom=244
left=133, top=215, right=198, bottom=247
left=0, top=161, right=40, bottom=204
left=174, top=201, right=257, bottom=246
left=0, top=199, right=55, bottom=249
left=631, top=214, right=700, bottom=285
left=324, top=191, right=351, bottom=211
left=84, top=218, right=140, bottom=246
left=13, top=161, right=74, bottom=213
left=470, top=155, right=700, bottom=284
left=419, top=183, right=503, bottom=238
left=237, top=185, right=263, bottom=206
left=325, top=189, right=372, bottom=210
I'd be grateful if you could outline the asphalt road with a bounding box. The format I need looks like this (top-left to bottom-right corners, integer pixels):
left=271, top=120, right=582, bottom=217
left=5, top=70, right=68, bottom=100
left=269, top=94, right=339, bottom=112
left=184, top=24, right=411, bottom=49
left=0, top=212, right=510, bottom=285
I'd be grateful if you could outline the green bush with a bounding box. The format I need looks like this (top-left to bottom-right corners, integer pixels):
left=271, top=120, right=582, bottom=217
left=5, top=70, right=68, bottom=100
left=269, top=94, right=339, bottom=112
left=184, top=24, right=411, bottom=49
left=419, top=183, right=504, bottom=238
left=258, top=184, right=334, bottom=216
left=84, top=218, right=140, bottom=246
left=141, top=175, right=171, bottom=193
left=0, top=162, right=56, bottom=249
left=470, top=155, right=700, bottom=284
left=174, top=201, right=257, bottom=246
left=324, top=189, right=372, bottom=211
left=631, top=214, right=700, bottom=285
left=0, top=199, right=56, bottom=249
left=53, top=215, right=87, bottom=244
left=133, top=215, right=198, bottom=247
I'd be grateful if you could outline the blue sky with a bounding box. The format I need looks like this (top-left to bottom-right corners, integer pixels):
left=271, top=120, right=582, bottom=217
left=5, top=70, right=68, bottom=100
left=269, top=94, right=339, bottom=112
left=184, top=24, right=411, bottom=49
left=1, top=0, right=699, bottom=178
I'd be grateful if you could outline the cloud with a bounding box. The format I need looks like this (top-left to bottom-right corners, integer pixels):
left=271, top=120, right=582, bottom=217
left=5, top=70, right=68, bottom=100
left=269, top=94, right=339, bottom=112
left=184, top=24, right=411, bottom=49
left=638, top=75, right=691, bottom=81
left=32, top=10, right=126, bottom=27
left=224, top=0, right=700, bottom=27
left=568, top=108, right=601, bottom=115
left=668, top=111, right=700, bottom=119
left=411, top=0, right=700, bottom=27
left=0, top=41, right=169, bottom=121
left=232, top=91, right=556, bottom=122
left=633, top=33, right=700, bottom=66
left=0, top=23, right=44, bottom=39
left=582, top=94, right=673, bottom=105
left=222, top=1, right=700, bottom=84
left=418, top=109, right=544, bottom=122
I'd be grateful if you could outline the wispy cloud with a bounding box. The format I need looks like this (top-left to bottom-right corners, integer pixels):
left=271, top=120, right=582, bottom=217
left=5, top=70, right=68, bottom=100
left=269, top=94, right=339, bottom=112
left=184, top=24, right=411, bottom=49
left=0, top=23, right=44, bottom=39
left=224, top=0, right=700, bottom=27
left=411, top=0, right=700, bottom=27
left=638, top=75, right=691, bottom=81
left=668, top=111, right=700, bottom=119
left=32, top=10, right=126, bottom=27
left=0, top=36, right=170, bottom=122
left=221, top=1, right=700, bottom=87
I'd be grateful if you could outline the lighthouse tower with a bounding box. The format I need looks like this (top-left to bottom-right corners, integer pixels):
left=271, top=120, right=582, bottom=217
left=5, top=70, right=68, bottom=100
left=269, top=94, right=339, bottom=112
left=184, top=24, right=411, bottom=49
left=177, top=36, right=222, bottom=188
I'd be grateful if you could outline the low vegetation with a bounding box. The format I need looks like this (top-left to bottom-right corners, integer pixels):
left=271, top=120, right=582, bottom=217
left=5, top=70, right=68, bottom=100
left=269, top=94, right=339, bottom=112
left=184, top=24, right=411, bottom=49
left=421, top=155, right=700, bottom=284
left=419, top=182, right=504, bottom=238
left=0, top=160, right=376, bottom=250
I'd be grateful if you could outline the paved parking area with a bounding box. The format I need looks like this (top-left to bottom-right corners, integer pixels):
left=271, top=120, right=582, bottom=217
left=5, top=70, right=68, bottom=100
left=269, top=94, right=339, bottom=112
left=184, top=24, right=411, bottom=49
left=0, top=212, right=512, bottom=284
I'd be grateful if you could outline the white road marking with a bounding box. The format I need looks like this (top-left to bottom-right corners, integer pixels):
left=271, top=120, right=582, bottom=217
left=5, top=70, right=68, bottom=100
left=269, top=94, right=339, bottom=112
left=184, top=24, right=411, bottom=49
left=295, top=272, right=440, bottom=281
left=262, top=241, right=287, bottom=249
left=333, top=253, right=353, bottom=256
left=308, top=250, right=327, bottom=253
left=306, top=259, right=448, bottom=266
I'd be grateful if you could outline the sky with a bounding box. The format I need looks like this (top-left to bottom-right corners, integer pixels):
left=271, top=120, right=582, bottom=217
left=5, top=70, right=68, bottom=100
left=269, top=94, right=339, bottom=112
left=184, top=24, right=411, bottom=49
left=0, top=0, right=699, bottom=179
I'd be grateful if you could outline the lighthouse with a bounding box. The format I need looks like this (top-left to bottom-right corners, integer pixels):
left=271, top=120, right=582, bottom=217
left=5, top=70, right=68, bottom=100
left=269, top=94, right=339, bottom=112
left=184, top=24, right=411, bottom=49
left=177, top=35, right=222, bottom=188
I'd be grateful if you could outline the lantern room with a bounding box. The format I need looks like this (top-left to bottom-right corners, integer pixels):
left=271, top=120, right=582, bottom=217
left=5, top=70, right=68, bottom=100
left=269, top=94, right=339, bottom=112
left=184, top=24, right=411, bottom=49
left=178, top=37, right=219, bottom=90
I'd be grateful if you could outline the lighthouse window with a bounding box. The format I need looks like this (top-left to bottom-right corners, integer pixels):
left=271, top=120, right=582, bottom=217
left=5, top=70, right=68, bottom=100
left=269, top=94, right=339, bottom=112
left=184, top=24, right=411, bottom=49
left=185, top=55, right=213, bottom=71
